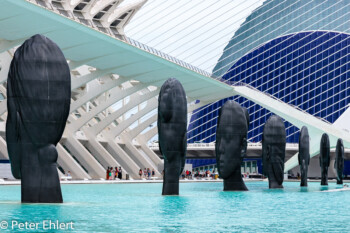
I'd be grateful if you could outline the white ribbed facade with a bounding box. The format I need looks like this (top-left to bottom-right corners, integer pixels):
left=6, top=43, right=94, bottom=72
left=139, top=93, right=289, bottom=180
left=0, top=0, right=227, bottom=179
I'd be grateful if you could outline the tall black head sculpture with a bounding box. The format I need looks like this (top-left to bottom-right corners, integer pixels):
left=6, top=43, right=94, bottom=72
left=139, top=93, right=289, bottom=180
left=158, top=78, right=187, bottom=195
left=262, top=115, right=286, bottom=189
left=6, top=34, right=71, bottom=203
left=298, top=126, right=310, bottom=187
left=319, top=133, right=330, bottom=185
left=335, top=138, right=344, bottom=185
left=216, top=101, right=248, bottom=191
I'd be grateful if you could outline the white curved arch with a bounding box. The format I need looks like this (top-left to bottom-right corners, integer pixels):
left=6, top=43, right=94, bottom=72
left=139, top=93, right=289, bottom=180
left=90, top=0, right=123, bottom=17
left=70, top=76, right=130, bottom=113
left=68, top=83, right=146, bottom=132
left=89, top=88, right=159, bottom=134
left=107, top=0, right=146, bottom=24
left=105, top=98, right=157, bottom=138
left=102, top=97, right=161, bottom=176
left=76, top=86, right=159, bottom=179
left=128, top=115, right=156, bottom=140
left=105, top=0, right=146, bottom=35
left=70, top=0, right=85, bottom=8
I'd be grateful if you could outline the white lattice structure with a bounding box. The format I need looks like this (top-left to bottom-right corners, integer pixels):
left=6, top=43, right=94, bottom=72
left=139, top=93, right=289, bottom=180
left=0, top=0, right=229, bottom=179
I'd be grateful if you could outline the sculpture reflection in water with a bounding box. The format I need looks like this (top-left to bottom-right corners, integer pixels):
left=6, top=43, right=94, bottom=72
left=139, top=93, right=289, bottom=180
left=335, top=138, right=344, bottom=185
left=262, top=115, right=286, bottom=189
left=216, top=100, right=248, bottom=191
left=6, top=35, right=71, bottom=203
left=298, top=126, right=310, bottom=187
left=320, top=133, right=330, bottom=185
left=158, top=78, right=187, bottom=195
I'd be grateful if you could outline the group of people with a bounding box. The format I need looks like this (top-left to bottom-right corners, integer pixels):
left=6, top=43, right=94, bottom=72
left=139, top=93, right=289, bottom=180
left=192, top=169, right=220, bottom=179
left=106, top=167, right=123, bottom=180
left=182, top=170, right=192, bottom=179
left=193, top=170, right=211, bottom=178
left=139, top=168, right=155, bottom=179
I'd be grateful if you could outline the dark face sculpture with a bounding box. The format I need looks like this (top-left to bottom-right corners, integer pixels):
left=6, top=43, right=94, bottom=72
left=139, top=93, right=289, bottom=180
left=319, top=133, right=330, bottom=186
left=6, top=34, right=71, bottom=203
left=298, top=126, right=310, bottom=187
left=158, top=78, right=187, bottom=195
left=335, top=138, right=344, bottom=185
left=216, top=101, right=248, bottom=191
left=262, top=115, right=286, bottom=189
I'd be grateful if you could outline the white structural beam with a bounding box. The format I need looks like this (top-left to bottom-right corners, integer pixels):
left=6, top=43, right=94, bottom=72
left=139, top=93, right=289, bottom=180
left=0, top=51, right=12, bottom=84
left=0, top=38, right=24, bottom=53
left=106, top=98, right=157, bottom=138
left=89, top=88, right=158, bottom=134
left=70, top=76, right=129, bottom=113
left=71, top=68, right=116, bottom=90
left=106, top=0, right=147, bottom=35
left=141, top=126, right=157, bottom=143
left=69, top=83, right=145, bottom=132
left=56, top=143, right=91, bottom=179
left=80, top=88, right=158, bottom=179
left=128, top=115, right=157, bottom=140
left=103, top=98, right=160, bottom=175
left=121, top=133, right=161, bottom=175
left=62, top=134, right=105, bottom=178
left=82, top=131, right=124, bottom=174
left=90, top=0, right=123, bottom=18
left=103, top=137, right=141, bottom=178
left=232, top=85, right=350, bottom=172
left=0, top=136, right=8, bottom=159
left=64, top=82, right=152, bottom=179
left=122, top=114, right=161, bottom=170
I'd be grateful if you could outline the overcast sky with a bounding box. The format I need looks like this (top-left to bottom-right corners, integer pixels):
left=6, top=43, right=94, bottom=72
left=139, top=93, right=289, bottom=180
left=125, top=0, right=265, bottom=73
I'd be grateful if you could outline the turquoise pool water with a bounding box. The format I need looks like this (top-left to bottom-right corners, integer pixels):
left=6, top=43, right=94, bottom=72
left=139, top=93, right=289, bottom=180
left=0, top=181, right=349, bottom=232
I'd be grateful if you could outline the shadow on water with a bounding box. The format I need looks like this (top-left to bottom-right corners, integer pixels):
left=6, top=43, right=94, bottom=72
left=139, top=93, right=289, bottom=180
left=158, top=195, right=189, bottom=232
left=319, top=185, right=330, bottom=191
left=299, top=186, right=309, bottom=192
left=217, top=189, right=250, bottom=199
left=216, top=189, right=250, bottom=211
left=261, top=188, right=285, bottom=193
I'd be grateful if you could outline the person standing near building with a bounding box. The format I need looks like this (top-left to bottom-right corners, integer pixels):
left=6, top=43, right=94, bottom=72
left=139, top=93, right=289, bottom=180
left=146, top=168, right=150, bottom=180
left=106, top=167, right=110, bottom=180
left=144, top=168, right=147, bottom=178
left=139, top=169, right=143, bottom=179
left=118, top=167, right=122, bottom=180
left=152, top=169, right=155, bottom=177
left=110, top=167, right=115, bottom=180
left=114, top=167, right=119, bottom=179
left=109, top=168, right=113, bottom=180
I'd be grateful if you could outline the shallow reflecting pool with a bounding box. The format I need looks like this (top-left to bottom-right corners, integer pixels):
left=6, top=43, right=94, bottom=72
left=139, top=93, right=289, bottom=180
left=0, top=181, right=349, bottom=232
